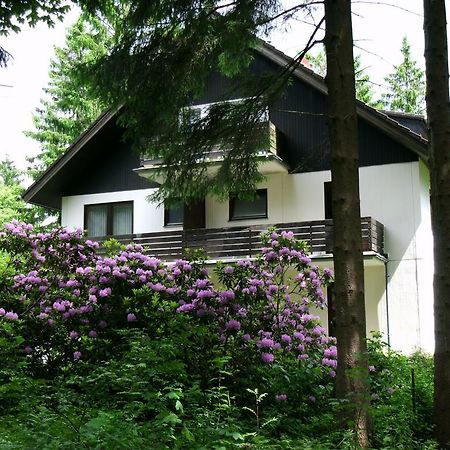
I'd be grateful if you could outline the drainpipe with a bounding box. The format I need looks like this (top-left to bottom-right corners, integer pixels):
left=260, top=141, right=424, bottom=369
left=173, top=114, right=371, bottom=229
left=384, top=260, right=391, bottom=347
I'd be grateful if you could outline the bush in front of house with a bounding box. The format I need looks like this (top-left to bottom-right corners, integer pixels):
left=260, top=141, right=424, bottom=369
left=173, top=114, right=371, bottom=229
left=0, top=221, right=436, bottom=449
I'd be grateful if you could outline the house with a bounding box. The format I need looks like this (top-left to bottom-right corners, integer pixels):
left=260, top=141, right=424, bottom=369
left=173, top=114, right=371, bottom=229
left=23, top=41, right=433, bottom=354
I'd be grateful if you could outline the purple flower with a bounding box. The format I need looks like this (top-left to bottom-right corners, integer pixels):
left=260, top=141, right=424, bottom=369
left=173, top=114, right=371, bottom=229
left=322, top=358, right=337, bottom=368
left=5, top=311, right=18, bottom=320
left=24, top=346, right=33, bottom=354
left=226, top=320, right=241, bottom=331
left=69, top=331, right=79, bottom=339
left=177, top=303, right=195, bottom=313
left=258, top=338, right=275, bottom=348
left=329, top=370, right=336, bottom=378
left=275, top=394, right=287, bottom=401
left=281, top=334, right=292, bottom=345
left=127, top=313, right=137, bottom=322
left=0, top=308, right=5, bottom=315
left=99, top=287, right=112, bottom=297
left=224, top=266, right=234, bottom=275
left=308, top=395, right=316, bottom=403
left=73, top=351, right=82, bottom=361
left=324, top=346, right=337, bottom=358
left=261, top=352, right=274, bottom=364
left=88, top=330, right=97, bottom=338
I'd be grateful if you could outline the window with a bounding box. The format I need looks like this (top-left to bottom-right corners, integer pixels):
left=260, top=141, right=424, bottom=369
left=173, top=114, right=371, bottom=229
left=164, top=201, right=184, bottom=226
left=182, top=98, right=269, bottom=126
left=84, top=201, right=133, bottom=237
left=229, top=189, right=268, bottom=221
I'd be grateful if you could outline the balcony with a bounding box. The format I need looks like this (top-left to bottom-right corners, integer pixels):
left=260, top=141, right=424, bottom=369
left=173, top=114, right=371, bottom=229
left=100, top=217, right=385, bottom=262
left=135, top=122, right=289, bottom=184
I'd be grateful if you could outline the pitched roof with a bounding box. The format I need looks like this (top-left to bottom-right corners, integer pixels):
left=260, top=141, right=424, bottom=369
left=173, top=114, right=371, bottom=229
left=23, top=41, right=429, bottom=209
left=258, top=41, right=428, bottom=161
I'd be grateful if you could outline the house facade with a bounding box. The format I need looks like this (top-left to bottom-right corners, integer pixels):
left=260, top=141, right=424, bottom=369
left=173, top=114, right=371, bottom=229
left=23, top=42, right=433, bottom=354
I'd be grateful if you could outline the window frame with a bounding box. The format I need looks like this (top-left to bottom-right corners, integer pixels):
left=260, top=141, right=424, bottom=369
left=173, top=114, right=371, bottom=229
left=229, top=188, right=268, bottom=221
left=84, top=200, right=134, bottom=238
left=164, top=200, right=184, bottom=227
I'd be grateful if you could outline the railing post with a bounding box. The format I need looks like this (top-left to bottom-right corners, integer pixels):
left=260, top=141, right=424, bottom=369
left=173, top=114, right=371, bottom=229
left=182, top=229, right=186, bottom=258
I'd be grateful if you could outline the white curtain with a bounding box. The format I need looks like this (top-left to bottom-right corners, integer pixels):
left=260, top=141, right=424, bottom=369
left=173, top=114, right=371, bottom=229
left=113, top=203, right=133, bottom=235
left=87, top=205, right=108, bottom=237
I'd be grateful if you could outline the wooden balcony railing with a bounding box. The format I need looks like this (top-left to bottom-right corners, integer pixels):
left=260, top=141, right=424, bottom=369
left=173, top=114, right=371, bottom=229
left=100, top=217, right=384, bottom=261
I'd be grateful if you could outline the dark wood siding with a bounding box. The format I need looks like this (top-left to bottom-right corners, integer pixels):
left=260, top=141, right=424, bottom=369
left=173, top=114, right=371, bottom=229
left=192, top=52, right=419, bottom=173
left=62, top=120, right=156, bottom=196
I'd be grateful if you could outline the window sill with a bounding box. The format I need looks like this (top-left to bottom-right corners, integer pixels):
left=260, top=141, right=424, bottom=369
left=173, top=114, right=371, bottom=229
left=229, top=215, right=268, bottom=222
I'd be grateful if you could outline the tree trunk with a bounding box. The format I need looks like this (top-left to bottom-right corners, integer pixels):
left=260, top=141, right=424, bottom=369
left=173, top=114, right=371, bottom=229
left=324, top=0, right=370, bottom=447
left=423, top=1, right=450, bottom=448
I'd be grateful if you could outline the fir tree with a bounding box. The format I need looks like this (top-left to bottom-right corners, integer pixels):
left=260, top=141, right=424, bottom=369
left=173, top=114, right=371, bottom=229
left=382, top=36, right=425, bottom=114
left=25, top=13, right=111, bottom=180
left=308, top=49, right=381, bottom=108
left=0, top=156, right=50, bottom=225
left=423, top=0, right=450, bottom=447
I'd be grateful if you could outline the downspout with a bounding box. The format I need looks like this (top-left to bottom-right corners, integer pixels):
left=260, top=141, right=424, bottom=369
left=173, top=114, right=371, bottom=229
left=384, top=260, right=391, bottom=347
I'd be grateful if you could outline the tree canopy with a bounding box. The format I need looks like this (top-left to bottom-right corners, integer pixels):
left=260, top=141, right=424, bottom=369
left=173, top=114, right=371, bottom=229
left=382, top=36, right=425, bottom=114
left=307, top=49, right=381, bottom=108
left=82, top=1, right=323, bottom=201
left=25, top=13, right=110, bottom=180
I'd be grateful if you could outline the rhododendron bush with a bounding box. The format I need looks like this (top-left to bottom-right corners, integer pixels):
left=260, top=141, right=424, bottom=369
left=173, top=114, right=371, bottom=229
left=0, top=220, right=335, bottom=374
left=0, top=221, right=436, bottom=448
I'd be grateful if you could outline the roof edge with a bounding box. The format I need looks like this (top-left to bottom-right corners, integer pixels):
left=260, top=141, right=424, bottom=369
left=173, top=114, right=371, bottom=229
left=22, top=109, right=119, bottom=208
left=257, top=41, right=429, bottom=163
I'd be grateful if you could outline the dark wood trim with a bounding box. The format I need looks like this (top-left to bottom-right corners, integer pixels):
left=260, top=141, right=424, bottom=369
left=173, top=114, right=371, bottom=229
left=96, top=217, right=385, bottom=260
left=22, top=109, right=119, bottom=207
left=229, top=188, right=268, bottom=221
left=258, top=41, right=429, bottom=162
left=324, top=181, right=332, bottom=220
left=84, top=200, right=133, bottom=238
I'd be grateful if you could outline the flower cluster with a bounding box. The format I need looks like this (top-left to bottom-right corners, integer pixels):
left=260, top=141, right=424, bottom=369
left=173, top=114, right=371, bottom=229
left=0, top=221, right=336, bottom=373
left=175, top=228, right=336, bottom=371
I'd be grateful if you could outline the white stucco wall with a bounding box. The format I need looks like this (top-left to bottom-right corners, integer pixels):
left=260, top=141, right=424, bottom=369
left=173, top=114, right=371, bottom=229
left=60, top=160, right=434, bottom=353
left=61, top=188, right=183, bottom=234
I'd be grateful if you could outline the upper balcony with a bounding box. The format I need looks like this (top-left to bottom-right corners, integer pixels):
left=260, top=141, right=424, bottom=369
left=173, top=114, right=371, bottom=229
left=135, top=121, right=289, bottom=184
left=99, top=217, right=385, bottom=262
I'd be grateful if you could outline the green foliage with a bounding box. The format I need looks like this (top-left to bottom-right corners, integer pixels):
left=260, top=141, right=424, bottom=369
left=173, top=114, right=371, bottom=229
left=307, top=48, right=381, bottom=108
left=368, top=335, right=435, bottom=449
left=0, top=0, right=69, bottom=67
left=0, top=155, right=22, bottom=187
left=83, top=1, right=321, bottom=202
left=25, top=13, right=111, bottom=180
left=382, top=36, right=426, bottom=114
left=0, top=155, right=52, bottom=226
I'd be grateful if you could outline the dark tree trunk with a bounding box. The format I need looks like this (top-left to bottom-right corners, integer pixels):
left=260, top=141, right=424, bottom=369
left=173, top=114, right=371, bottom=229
left=324, top=0, right=370, bottom=447
left=423, top=1, right=450, bottom=448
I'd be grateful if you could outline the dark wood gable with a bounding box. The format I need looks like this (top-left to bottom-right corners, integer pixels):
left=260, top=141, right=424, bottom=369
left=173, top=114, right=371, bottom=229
left=193, top=51, right=419, bottom=173
left=29, top=118, right=156, bottom=210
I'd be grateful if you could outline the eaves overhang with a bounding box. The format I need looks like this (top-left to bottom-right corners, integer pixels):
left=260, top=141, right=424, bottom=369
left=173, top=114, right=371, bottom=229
left=257, top=42, right=429, bottom=164
left=22, top=109, right=119, bottom=209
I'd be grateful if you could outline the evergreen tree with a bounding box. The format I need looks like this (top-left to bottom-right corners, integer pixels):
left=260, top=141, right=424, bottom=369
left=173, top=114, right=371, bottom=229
left=83, top=1, right=370, bottom=442
left=25, top=13, right=111, bottom=179
left=324, top=1, right=369, bottom=445
left=423, top=0, right=450, bottom=447
left=308, top=49, right=381, bottom=107
left=382, top=36, right=425, bottom=114
left=0, top=154, right=22, bottom=186
left=0, top=156, right=49, bottom=226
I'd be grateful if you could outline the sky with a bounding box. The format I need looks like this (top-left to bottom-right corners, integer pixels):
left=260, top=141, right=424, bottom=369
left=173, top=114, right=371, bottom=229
left=0, top=0, right=444, bottom=174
